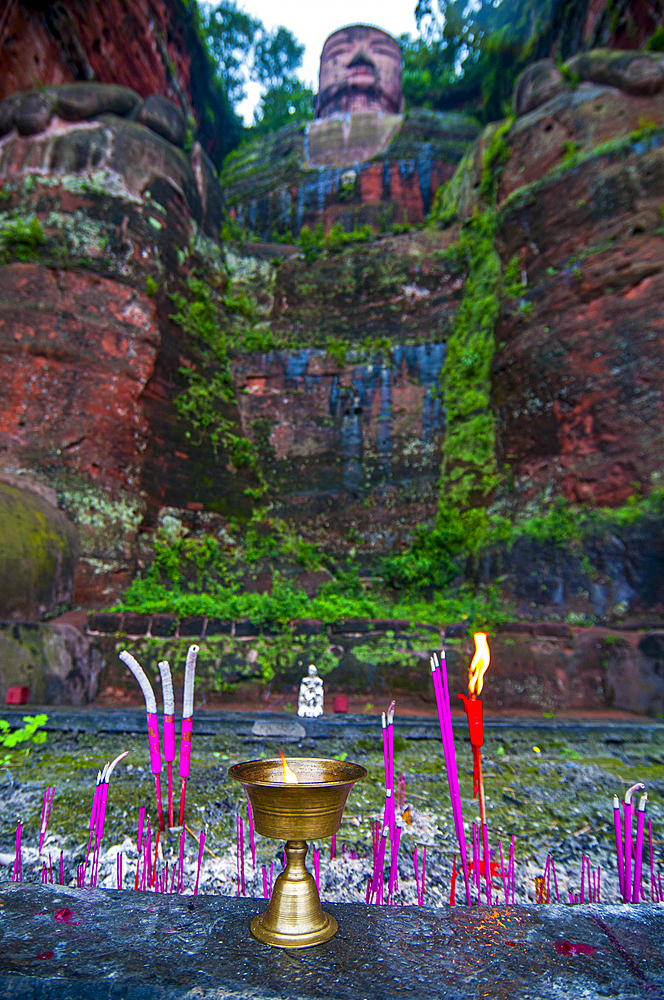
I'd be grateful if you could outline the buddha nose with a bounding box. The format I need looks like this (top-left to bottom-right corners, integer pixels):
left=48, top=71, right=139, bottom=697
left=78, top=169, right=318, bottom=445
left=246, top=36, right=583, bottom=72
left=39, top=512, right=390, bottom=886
left=347, top=50, right=375, bottom=70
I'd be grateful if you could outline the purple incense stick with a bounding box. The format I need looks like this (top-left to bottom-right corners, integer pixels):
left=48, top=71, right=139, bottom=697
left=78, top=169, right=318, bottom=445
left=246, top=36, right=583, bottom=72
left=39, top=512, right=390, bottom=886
left=262, top=865, right=269, bottom=898
left=413, top=847, right=420, bottom=905
left=387, top=702, right=396, bottom=839
left=239, top=816, right=245, bottom=896
left=59, top=850, right=64, bottom=886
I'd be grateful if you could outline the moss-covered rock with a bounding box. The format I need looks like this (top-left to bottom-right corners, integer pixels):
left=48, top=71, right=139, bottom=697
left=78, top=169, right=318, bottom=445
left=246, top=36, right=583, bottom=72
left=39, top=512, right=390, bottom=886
left=0, top=482, right=77, bottom=620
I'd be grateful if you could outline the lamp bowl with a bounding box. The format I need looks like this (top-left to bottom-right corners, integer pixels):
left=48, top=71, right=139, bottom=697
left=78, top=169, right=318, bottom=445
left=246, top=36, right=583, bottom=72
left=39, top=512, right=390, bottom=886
left=228, top=757, right=367, bottom=841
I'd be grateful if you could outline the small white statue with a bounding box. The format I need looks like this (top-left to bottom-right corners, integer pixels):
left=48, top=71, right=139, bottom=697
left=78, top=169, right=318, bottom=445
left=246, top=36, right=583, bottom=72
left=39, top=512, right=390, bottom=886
left=298, top=664, right=324, bottom=718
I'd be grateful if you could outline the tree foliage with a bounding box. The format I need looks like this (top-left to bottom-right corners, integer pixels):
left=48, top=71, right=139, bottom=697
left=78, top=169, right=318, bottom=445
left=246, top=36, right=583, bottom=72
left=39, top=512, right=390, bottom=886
left=401, top=0, right=555, bottom=123
left=202, top=2, right=311, bottom=133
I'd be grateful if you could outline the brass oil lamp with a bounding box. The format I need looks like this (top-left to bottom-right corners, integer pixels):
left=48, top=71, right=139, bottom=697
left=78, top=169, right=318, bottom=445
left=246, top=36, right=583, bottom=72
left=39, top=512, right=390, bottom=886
left=229, top=756, right=366, bottom=948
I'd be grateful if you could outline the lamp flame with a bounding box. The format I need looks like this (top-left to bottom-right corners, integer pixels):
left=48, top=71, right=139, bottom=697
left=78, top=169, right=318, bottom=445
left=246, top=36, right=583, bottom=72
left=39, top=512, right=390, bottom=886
left=279, top=752, right=298, bottom=784
left=468, top=632, right=490, bottom=697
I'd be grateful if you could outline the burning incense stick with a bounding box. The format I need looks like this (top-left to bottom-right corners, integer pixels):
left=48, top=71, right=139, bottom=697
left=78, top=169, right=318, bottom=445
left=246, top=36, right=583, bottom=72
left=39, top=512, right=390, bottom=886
left=632, top=791, right=648, bottom=904
left=458, top=633, right=490, bottom=843
left=120, top=650, right=164, bottom=830
left=178, top=644, right=199, bottom=827
left=158, top=660, right=176, bottom=828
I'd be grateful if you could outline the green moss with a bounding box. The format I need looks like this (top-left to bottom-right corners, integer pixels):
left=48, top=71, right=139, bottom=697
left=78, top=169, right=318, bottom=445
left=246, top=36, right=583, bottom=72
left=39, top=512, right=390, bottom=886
left=0, top=215, right=45, bottom=262
left=479, top=118, right=513, bottom=205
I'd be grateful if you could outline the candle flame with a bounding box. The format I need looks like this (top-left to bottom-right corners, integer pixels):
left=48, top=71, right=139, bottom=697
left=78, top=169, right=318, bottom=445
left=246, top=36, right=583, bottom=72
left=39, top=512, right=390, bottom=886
left=279, top=752, right=298, bottom=784
left=468, top=632, right=490, bottom=697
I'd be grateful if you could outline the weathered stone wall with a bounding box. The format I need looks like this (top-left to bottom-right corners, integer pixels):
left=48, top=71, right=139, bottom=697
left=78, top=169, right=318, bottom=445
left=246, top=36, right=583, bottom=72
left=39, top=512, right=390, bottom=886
left=0, top=84, right=253, bottom=606
left=0, top=0, right=239, bottom=166
left=221, top=109, right=480, bottom=238
left=0, top=620, right=102, bottom=704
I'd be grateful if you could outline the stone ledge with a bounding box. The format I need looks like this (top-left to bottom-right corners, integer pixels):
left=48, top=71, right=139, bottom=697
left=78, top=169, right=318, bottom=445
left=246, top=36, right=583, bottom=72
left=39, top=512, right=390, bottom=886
left=0, top=883, right=662, bottom=1000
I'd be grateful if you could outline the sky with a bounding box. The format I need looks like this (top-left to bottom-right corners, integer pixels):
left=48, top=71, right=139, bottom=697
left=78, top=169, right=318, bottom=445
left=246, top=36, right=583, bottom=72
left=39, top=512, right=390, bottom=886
left=225, top=0, right=419, bottom=124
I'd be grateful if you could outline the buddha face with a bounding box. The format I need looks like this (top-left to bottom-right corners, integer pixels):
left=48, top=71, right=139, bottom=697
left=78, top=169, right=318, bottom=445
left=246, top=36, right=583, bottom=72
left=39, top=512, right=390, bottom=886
left=316, top=25, right=403, bottom=118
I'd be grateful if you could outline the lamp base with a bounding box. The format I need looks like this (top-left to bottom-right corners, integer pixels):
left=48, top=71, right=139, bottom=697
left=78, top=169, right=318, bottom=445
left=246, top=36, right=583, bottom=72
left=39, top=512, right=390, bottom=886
left=251, top=910, right=338, bottom=948
left=250, top=839, right=338, bottom=949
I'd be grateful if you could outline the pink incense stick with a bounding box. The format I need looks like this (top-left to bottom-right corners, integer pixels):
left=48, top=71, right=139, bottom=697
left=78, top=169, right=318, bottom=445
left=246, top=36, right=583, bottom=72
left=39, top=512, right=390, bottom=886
left=38, top=786, right=55, bottom=854
left=580, top=854, right=585, bottom=904
left=262, top=865, right=269, bottom=898
left=12, top=822, right=22, bottom=882
left=613, top=795, right=624, bottom=898
left=482, top=822, right=492, bottom=905
left=313, top=847, right=320, bottom=891
left=430, top=652, right=471, bottom=905
left=246, top=795, right=256, bottom=869
left=551, top=857, right=560, bottom=903
left=509, top=836, right=515, bottom=905
left=331, top=834, right=337, bottom=860
left=388, top=827, right=401, bottom=897
left=387, top=701, right=396, bottom=838
left=498, top=840, right=509, bottom=904
left=158, top=660, right=176, bottom=828
left=632, top=792, right=647, bottom=903
left=649, top=819, right=657, bottom=902
left=120, top=650, right=164, bottom=831
left=59, top=850, right=64, bottom=886
left=597, top=865, right=601, bottom=903
left=239, top=817, right=245, bottom=896
left=177, top=827, right=185, bottom=892
left=371, top=828, right=388, bottom=900
left=623, top=782, right=645, bottom=903
left=85, top=770, right=103, bottom=869
left=178, top=645, right=199, bottom=827
left=194, top=830, right=205, bottom=895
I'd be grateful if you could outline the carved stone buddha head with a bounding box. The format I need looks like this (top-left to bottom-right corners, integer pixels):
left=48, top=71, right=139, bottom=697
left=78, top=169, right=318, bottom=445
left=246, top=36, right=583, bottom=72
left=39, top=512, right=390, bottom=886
left=315, top=24, right=403, bottom=119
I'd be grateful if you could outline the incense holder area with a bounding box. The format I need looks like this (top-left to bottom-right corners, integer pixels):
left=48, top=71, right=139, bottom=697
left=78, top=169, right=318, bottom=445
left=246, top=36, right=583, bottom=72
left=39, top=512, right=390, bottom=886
left=229, top=757, right=366, bottom=948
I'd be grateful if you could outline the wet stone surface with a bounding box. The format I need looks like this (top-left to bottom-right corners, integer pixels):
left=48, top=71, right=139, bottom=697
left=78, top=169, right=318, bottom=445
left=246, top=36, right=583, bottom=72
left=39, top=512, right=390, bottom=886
left=0, top=883, right=663, bottom=999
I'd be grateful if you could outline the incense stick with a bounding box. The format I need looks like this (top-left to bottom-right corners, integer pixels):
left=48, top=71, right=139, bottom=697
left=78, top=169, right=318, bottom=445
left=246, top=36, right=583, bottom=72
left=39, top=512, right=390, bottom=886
left=613, top=795, right=624, bottom=898
left=194, top=830, right=205, bottom=895
left=38, top=786, right=54, bottom=854
left=158, top=660, right=176, bottom=829
left=430, top=652, right=471, bottom=905
left=178, top=645, right=199, bottom=826
left=632, top=792, right=647, bottom=904
left=246, top=795, right=256, bottom=869
left=120, top=650, right=164, bottom=831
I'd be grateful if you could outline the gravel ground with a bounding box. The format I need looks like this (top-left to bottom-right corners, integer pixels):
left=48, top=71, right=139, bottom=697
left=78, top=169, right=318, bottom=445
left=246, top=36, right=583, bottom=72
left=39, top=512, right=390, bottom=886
left=1, top=717, right=663, bottom=908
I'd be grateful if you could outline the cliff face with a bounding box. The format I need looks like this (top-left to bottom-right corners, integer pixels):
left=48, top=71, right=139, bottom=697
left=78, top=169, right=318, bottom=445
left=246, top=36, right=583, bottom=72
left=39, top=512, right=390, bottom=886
left=0, top=0, right=239, bottom=166
left=0, top=83, right=253, bottom=607
left=221, top=109, right=480, bottom=238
